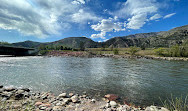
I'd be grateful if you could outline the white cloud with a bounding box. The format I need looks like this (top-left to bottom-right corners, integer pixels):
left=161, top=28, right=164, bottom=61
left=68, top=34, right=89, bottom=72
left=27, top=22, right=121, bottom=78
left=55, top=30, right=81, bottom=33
left=163, top=13, right=176, bottom=19
left=127, top=13, right=147, bottom=29
left=115, top=0, right=160, bottom=29
left=72, top=0, right=85, bottom=5
left=72, top=9, right=101, bottom=24
left=0, top=0, right=98, bottom=38
left=149, top=14, right=162, bottom=20
left=91, top=32, right=106, bottom=39
left=90, top=18, right=125, bottom=39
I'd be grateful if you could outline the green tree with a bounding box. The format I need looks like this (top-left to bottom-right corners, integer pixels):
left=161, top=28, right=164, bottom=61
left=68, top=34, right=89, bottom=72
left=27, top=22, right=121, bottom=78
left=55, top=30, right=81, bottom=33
left=154, top=48, right=165, bottom=56
left=79, top=42, right=85, bottom=51
left=129, top=46, right=139, bottom=55
left=113, top=48, right=119, bottom=55
left=60, top=46, right=64, bottom=50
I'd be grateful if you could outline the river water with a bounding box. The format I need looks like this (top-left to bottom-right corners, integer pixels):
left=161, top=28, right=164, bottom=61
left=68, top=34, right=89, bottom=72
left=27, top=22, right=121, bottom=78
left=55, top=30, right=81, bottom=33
left=0, top=56, right=187, bottom=106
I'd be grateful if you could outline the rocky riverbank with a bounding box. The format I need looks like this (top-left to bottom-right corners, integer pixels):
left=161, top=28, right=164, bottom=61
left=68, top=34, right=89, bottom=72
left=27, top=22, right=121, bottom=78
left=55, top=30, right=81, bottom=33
left=0, top=85, right=169, bottom=111
left=46, top=51, right=188, bottom=61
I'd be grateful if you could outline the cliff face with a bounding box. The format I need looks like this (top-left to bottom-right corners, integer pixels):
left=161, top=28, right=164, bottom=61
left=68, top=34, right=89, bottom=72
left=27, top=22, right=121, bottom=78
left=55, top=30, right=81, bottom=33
left=12, top=25, right=188, bottom=48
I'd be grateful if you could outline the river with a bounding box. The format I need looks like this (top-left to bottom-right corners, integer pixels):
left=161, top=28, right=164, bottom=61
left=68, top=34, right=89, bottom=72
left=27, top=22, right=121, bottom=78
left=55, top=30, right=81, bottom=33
left=0, top=56, right=187, bottom=106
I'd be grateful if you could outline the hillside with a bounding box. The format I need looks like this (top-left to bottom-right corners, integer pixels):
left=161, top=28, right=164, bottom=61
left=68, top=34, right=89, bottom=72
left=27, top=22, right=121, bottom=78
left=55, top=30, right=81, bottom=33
left=12, top=40, right=41, bottom=48
left=12, top=25, right=188, bottom=48
left=104, top=25, right=188, bottom=48
left=47, top=37, right=99, bottom=48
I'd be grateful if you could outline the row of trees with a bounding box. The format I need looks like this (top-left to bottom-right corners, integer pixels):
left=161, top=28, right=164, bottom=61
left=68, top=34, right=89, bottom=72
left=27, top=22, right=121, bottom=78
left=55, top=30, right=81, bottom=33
left=154, top=44, right=188, bottom=57
left=39, top=45, right=73, bottom=51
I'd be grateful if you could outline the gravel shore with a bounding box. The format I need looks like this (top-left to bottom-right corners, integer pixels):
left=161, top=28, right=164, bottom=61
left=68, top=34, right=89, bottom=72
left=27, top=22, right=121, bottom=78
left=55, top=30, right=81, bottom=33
left=0, top=85, right=169, bottom=111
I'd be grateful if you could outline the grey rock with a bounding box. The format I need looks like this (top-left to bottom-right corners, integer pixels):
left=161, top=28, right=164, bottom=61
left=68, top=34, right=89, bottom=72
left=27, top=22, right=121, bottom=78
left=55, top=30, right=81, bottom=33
left=69, top=93, right=74, bottom=97
left=71, top=95, right=79, bottom=103
left=105, top=108, right=112, bottom=111
left=53, top=106, right=63, bottom=111
left=91, top=99, right=96, bottom=103
left=21, top=88, right=30, bottom=92
left=16, top=89, right=24, bottom=94
left=58, top=93, right=67, bottom=98
left=106, top=103, right=111, bottom=108
left=4, top=87, right=15, bottom=92
left=63, top=98, right=71, bottom=104
left=2, top=91, right=12, bottom=98
left=56, top=102, right=62, bottom=106
left=109, top=101, right=117, bottom=108
left=40, top=106, right=47, bottom=110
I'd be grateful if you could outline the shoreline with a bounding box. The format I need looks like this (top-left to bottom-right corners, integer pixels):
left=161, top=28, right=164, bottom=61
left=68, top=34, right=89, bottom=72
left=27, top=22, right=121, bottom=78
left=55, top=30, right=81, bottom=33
left=0, top=85, right=169, bottom=111
left=46, top=50, right=188, bottom=61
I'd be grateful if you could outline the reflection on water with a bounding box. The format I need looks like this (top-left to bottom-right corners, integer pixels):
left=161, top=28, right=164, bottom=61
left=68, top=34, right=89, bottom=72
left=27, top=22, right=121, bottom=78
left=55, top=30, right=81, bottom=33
left=0, top=56, right=188, bottom=105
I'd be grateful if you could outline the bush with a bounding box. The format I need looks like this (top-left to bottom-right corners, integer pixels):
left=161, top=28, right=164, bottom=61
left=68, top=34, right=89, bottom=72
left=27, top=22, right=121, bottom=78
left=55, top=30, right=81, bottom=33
left=129, top=46, right=139, bottom=55
left=113, top=49, right=119, bottom=55
left=154, top=48, right=165, bottom=56
left=39, top=50, right=49, bottom=55
left=167, top=44, right=188, bottom=57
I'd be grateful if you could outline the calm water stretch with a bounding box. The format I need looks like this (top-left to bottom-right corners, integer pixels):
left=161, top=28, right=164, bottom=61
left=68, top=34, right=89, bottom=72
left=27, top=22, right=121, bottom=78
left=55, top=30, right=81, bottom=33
left=0, top=56, right=187, bottom=106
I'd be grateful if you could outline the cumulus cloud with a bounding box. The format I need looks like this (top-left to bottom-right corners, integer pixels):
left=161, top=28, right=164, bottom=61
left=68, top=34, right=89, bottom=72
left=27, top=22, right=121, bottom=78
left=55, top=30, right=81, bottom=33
left=163, top=13, right=176, bottom=19
left=72, top=9, right=101, bottom=24
left=149, top=14, right=162, bottom=20
left=72, top=0, right=85, bottom=5
left=0, top=0, right=98, bottom=38
left=90, top=0, right=161, bottom=39
left=90, top=17, right=125, bottom=39
left=115, top=0, right=160, bottom=29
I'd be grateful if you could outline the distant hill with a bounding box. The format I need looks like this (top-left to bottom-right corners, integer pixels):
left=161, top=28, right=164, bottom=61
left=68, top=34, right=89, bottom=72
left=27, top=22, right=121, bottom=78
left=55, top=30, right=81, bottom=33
left=47, top=37, right=99, bottom=48
left=104, top=25, right=188, bottom=48
left=12, top=40, right=41, bottom=48
left=12, top=25, right=188, bottom=48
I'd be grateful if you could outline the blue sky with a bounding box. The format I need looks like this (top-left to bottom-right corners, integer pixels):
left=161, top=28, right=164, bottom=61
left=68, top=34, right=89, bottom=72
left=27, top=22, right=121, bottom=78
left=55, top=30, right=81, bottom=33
left=0, top=0, right=188, bottom=43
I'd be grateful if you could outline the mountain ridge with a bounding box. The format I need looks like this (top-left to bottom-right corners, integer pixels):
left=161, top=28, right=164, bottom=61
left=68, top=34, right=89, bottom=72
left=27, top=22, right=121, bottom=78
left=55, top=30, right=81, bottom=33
left=12, top=25, right=188, bottom=48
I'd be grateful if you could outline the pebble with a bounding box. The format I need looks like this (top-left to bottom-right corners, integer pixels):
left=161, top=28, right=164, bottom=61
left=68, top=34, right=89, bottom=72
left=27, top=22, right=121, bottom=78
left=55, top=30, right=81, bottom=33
left=91, top=99, right=96, bottom=103
left=69, top=93, right=74, bottom=97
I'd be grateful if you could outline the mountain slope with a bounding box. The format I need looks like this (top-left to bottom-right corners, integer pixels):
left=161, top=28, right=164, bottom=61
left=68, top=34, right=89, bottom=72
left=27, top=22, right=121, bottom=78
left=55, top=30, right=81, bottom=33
left=12, top=40, right=41, bottom=48
left=47, top=37, right=99, bottom=48
left=104, top=25, right=188, bottom=48
left=12, top=25, right=188, bottom=48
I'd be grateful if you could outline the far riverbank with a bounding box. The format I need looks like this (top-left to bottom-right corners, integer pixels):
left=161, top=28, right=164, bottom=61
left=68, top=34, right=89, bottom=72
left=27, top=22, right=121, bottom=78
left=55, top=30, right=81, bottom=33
left=46, top=50, right=188, bottom=61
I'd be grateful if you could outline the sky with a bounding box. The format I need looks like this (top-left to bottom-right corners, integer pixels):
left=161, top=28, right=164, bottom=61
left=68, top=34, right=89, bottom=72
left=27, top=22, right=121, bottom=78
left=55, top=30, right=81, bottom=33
left=0, top=0, right=188, bottom=43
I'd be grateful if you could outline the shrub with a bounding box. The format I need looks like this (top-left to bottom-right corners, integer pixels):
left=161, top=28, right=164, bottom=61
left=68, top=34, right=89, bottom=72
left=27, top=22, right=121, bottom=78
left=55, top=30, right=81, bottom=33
left=167, top=44, right=188, bottom=57
left=113, top=48, right=119, bottom=55
left=129, top=46, right=139, bottom=55
left=154, top=48, right=165, bottom=56
left=39, top=50, right=49, bottom=55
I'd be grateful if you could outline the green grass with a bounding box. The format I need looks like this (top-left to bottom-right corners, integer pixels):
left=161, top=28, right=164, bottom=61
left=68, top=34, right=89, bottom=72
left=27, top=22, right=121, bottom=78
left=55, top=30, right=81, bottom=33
left=160, top=95, right=188, bottom=111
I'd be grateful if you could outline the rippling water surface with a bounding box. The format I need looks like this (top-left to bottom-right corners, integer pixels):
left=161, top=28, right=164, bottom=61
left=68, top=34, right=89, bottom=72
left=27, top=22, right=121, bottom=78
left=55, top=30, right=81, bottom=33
left=0, top=56, right=187, bottom=105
